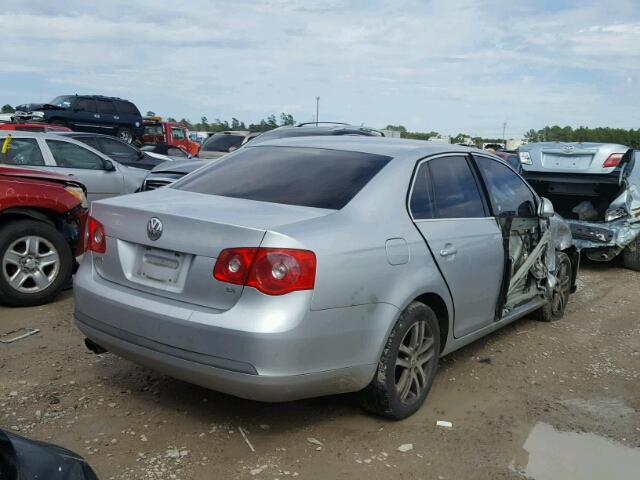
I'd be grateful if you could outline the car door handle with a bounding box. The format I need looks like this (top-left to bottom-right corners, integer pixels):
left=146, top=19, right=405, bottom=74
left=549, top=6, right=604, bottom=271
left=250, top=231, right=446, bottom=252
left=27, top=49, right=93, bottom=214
left=439, top=246, right=458, bottom=257
left=94, top=114, right=100, bottom=118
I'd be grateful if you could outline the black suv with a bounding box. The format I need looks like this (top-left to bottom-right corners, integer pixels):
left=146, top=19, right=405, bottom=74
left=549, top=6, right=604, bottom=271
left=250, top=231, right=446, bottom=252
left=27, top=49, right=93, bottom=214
left=15, top=95, right=144, bottom=144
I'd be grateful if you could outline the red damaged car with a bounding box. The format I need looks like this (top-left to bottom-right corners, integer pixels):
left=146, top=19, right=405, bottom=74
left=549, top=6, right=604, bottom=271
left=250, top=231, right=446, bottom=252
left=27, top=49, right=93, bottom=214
left=0, top=122, right=72, bottom=133
left=0, top=166, right=87, bottom=306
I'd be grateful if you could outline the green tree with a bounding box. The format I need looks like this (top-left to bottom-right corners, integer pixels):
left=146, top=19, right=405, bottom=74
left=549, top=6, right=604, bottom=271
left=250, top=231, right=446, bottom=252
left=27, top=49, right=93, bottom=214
left=167, top=117, right=176, bottom=122
left=1, top=104, right=15, bottom=114
left=280, top=113, right=295, bottom=126
left=524, top=129, right=540, bottom=143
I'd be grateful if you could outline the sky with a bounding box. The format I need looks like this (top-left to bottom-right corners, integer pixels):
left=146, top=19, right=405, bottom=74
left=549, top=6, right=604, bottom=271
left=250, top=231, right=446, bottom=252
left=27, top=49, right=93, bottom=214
left=1, top=0, right=639, bottom=138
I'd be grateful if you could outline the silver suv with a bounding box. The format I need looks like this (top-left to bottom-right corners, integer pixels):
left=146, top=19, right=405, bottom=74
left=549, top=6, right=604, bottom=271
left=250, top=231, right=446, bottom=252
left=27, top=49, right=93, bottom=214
left=74, top=137, right=578, bottom=419
left=519, top=142, right=639, bottom=269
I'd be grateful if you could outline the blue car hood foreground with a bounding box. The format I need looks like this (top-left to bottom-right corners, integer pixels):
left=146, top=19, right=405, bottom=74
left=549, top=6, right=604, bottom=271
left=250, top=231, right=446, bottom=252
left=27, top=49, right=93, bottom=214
left=0, top=429, right=98, bottom=479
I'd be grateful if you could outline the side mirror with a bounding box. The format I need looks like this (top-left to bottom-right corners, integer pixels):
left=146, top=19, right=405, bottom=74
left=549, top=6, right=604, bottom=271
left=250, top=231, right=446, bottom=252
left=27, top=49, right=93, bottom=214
left=538, top=197, right=554, bottom=218
left=103, top=159, right=116, bottom=172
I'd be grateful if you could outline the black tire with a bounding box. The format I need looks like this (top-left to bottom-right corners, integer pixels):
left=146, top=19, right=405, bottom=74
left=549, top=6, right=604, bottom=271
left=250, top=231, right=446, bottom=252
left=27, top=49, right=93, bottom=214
left=361, top=302, right=440, bottom=420
left=0, top=220, right=73, bottom=307
left=622, top=237, right=640, bottom=271
left=116, top=126, right=133, bottom=144
left=535, top=251, right=571, bottom=322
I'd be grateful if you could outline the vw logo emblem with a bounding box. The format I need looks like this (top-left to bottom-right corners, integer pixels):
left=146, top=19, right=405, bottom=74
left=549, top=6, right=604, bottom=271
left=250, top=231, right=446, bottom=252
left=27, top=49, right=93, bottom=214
left=562, top=145, right=574, bottom=153
left=147, top=217, right=163, bottom=241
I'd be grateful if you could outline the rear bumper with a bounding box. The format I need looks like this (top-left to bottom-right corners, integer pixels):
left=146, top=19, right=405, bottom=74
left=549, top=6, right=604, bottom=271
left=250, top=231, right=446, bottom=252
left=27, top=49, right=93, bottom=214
left=75, top=312, right=373, bottom=402
left=73, top=260, right=394, bottom=401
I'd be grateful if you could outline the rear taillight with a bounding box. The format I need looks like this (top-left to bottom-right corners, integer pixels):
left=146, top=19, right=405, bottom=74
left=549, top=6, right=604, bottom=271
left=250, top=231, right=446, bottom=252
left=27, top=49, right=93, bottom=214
left=85, top=216, right=106, bottom=253
left=213, top=248, right=316, bottom=296
left=603, top=153, right=623, bottom=168
left=213, top=248, right=257, bottom=286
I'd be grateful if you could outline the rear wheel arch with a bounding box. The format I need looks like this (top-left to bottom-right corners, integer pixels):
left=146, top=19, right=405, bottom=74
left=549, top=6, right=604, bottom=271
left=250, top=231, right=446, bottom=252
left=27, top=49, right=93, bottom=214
left=412, top=292, right=449, bottom=353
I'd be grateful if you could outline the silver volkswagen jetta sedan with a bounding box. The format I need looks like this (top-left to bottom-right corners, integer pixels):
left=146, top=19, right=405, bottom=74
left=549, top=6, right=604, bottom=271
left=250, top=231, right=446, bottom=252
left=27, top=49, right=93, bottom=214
left=74, top=137, right=578, bottom=419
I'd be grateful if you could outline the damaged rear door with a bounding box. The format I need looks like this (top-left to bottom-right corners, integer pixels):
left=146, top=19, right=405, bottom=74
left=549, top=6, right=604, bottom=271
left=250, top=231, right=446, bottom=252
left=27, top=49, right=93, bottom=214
left=473, top=155, right=550, bottom=316
left=409, top=154, right=504, bottom=337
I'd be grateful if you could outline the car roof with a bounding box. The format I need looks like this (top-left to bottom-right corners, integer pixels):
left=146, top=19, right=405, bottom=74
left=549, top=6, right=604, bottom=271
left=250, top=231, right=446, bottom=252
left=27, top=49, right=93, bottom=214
left=54, top=132, right=124, bottom=140
left=0, top=131, right=71, bottom=139
left=57, top=94, right=132, bottom=102
left=209, top=131, right=250, bottom=136
left=247, top=135, right=486, bottom=159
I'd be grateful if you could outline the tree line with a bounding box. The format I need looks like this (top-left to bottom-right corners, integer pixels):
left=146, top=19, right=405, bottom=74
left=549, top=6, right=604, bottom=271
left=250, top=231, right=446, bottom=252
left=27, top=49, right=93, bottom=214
left=524, top=126, right=640, bottom=147
left=146, top=111, right=296, bottom=133
left=384, top=125, right=505, bottom=146
left=4, top=102, right=639, bottom=147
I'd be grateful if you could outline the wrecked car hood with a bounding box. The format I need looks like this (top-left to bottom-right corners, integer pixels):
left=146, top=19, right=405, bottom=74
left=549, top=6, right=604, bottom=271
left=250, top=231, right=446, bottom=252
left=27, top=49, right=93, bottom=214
left=14, top=102, right=65, bottom=112
left=571, top=149, right=640, bottom=250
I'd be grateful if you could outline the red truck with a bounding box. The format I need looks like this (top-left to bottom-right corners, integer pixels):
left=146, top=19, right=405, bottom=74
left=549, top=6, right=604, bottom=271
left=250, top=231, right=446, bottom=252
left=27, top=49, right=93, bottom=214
left=0, top=166, right=88, bottom=306
left=141, top=117, right=200, bottom=156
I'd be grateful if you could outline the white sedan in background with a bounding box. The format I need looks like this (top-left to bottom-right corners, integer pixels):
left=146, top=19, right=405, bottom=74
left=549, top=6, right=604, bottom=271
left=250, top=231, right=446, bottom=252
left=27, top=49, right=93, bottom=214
left=0, top=131, right=147, bottom=202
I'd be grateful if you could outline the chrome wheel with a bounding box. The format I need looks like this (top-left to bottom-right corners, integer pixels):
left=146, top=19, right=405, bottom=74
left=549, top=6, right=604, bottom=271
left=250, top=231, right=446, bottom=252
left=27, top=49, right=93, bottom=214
left=118, top=129, right=133, bottom=143
left=2, top=236, right=60, bottom=293
left=395, top=320, right=435, bottom=404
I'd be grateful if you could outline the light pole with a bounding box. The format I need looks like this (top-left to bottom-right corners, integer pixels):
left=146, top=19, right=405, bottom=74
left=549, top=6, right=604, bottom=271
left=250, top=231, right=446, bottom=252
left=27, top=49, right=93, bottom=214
left=316, top=96, right=320, bottom=125
left=502, top=122, right=507, bottom=147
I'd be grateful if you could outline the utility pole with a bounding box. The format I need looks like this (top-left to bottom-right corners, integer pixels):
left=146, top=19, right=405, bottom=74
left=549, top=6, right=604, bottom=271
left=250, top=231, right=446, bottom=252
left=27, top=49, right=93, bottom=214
left=502, top=122, right=507, bottom=147
left=316, top=97, right=320, bottom=126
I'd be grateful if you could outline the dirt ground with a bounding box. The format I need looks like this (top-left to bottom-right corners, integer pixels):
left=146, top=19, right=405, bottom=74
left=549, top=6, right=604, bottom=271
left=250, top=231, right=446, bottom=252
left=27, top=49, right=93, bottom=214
left=1, top=262, right=639, bottom=479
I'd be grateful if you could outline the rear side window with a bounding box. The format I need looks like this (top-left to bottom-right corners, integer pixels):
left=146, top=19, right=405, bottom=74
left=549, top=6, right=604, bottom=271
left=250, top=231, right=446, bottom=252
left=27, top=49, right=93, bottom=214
left=98, top=137, right=136, bottom=156
left=116, top=101, right=140, bottom=116
left=74, top=136, right=100, bottom=150
left=475, top=156, right=537, bottom=217
left=46, top=140, right=104, bottom=170
left=96, top=100, right=116, bottom=114
left=0, top=138, right=45, bottom=166
left=75, top=98, right=96, bottom=112
left=410, top=163, right=435, bottom=219
left=175, top=146, right=392, bottom=209
left=410, top=156, right=486, bottom=219
left=202, top=134, right=244, bottom=152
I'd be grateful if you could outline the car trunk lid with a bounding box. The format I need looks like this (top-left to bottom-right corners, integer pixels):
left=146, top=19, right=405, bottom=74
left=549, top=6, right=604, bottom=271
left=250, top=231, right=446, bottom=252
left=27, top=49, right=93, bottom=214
left=89, top=188, right=331, bottom=310
left=540, top=146, right=599, bottom=171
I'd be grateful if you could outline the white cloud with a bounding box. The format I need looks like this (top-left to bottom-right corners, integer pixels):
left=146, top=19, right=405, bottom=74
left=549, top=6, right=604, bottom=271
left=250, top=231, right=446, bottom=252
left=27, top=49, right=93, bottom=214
left=0, top=0, right=639, bottom=136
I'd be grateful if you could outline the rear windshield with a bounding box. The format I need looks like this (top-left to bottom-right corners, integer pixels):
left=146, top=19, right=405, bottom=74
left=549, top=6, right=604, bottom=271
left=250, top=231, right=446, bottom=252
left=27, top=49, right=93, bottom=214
left=202, top=134, right=244, bottom=152
left=174, top=146, right=392, bottom=209
left=116, top=101, right=140, bottom=116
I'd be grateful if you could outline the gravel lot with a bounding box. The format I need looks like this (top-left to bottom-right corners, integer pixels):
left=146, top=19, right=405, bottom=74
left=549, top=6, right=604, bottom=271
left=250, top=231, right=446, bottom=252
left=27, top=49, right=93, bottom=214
left=1, top=262, right=639, bottom=479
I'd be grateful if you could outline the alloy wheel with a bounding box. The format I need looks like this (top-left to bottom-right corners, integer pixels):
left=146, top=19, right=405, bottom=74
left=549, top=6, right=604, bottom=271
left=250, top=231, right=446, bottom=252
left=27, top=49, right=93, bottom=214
left=119, top=130, right=132, bottom=143
left=550, top=257, right=571, bottom=316
left=395, top=320, right=435, bottom=404
left=2, top=236, right=60, bottom=293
